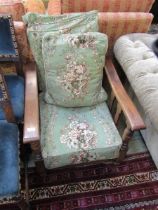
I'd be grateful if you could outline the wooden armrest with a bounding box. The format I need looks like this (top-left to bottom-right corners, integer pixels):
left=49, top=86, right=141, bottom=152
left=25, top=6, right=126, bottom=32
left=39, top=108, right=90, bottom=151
left=105, top=58, right=145, bottom=131
left=23, top=63, right=40, bottom=144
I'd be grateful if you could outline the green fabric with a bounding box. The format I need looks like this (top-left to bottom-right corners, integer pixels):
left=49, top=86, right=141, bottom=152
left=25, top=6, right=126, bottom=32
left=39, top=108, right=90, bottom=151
left=42, top=32, right=108, bottom=107
left=23, top=11, right=99, bottom=91
left=40, top=95, right=122, bottom=169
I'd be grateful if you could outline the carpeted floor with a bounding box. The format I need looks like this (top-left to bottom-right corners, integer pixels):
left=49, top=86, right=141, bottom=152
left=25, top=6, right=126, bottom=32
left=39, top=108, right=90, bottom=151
left=26, top=151, right=158, bottom=210
left=21, top=131, right=158, bottom=210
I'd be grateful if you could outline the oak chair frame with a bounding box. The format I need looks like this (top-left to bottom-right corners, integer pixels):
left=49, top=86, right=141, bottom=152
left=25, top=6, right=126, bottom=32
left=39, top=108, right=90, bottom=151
left=23, top=56, right=145, bottom=175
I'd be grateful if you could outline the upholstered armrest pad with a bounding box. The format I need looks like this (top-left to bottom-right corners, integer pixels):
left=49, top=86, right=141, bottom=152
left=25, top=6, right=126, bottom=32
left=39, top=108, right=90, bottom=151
left=23, top=63, right=40, bottom=143
left=105, top=58, right=145, bottom=131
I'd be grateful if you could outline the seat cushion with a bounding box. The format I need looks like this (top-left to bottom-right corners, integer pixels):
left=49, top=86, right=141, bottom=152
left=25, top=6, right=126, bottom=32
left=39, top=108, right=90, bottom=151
left=40, top=96, right=122, bottom=169
left=114, top=33, right=158, bottom=133
left=42, top=32, right=108, bottom=107
left=0, top=121, right=19, bottom=197
left=0, top=75, right=24, bottom=121
left=23, top=11, right=99, bottom=91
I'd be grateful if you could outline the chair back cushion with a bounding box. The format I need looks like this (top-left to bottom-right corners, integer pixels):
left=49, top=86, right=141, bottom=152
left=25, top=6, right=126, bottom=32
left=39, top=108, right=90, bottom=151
left=48, top=0, right=155, bottom=14
left=42, top=32, right=108, bottom=107
left=99, top=12, right=153, bottom=54
left=0, top=1, right=25, bottom=21
left=23, top=11, right=99, bottom=91
left=40, top=97, right=122, bottom=169
left=0, top=15, right=19, bottom=62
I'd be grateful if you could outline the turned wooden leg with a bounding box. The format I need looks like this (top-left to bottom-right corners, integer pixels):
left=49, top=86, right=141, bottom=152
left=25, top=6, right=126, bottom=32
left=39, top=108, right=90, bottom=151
left=118, top=125, right=133, bottom=162
left=31, top=141, right=46, bottom=176
left=17, top=197, right=30, bottom=210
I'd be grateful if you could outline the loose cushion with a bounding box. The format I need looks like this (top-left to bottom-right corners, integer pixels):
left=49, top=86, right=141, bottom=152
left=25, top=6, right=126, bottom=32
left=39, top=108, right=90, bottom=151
left=23, top=11, right=99, bottom=91
left=42, top=32, right=108, bottom=107
left=114, top=33, right=158, bottom=133
left=47, top=0, right=155, bottom=14
left=40, top=96, right=122, bottom=169
left=0, top=121, right=19, bottom=197
left=0, top=75, right=24, bottom=121
left=0, top=1, right=25, bottom=21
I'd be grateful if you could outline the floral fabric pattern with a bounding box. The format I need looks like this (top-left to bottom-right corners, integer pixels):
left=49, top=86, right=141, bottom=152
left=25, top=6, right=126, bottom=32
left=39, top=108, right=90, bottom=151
left=23, top=11, right=99, bottom=91
left=40, top=95, right=122, bottom=169
left=57, top=54, right=89, bottom=99
left=67, top=34, right=96, bottom=48
left=60, top=118, right=97, bottom=150
left=43, top=32, right=108, bottom=107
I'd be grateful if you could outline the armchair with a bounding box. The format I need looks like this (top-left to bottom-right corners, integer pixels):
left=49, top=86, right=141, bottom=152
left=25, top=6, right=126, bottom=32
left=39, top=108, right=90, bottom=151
left=22, top=12, right=145, bottom=174
left=0, top=15, right=28, bottom=210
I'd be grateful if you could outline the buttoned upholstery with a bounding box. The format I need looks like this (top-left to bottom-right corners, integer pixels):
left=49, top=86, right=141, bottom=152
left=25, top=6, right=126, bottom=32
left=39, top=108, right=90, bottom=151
left=114, top=33, right=158, bottom=133
left=114, top=33, right=158, bottom=168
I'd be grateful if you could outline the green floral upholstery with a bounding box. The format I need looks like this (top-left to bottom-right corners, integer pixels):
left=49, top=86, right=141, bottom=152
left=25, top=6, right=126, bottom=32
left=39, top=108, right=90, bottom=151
left=40, top=95, right=122, bottom=169
left=42, top=32, right=108, bottom=107
left=23, top=11, right=99, bottom=91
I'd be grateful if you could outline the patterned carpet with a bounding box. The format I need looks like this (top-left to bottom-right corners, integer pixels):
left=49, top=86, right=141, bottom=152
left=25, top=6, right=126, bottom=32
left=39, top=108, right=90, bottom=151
left=24, top=149, right=158, bottom=210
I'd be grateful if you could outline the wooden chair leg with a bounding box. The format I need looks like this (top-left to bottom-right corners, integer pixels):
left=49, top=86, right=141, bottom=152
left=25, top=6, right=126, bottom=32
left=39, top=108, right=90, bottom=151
left=17, top=145, right=31, bottom=210
left=17, top=198, right=30, bottom=210
left=31, top=141, right=46, bottom=176
left=35, top=151, right=46, bottom=176
left=118, top=126, right=133, bottom=162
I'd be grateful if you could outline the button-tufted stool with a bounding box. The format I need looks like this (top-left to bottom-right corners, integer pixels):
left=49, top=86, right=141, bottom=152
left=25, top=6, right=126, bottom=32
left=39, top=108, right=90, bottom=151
left=114, top=33, right=158, bottom=168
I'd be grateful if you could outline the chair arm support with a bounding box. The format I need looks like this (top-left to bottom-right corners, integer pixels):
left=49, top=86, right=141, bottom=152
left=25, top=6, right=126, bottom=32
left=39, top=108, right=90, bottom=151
left=23, top=63, right=40, bottom=144
left=105, top=58, right=145, bottom=131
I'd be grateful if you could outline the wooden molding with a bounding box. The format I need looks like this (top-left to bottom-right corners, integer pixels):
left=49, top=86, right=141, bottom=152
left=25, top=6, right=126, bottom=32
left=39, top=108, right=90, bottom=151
left=23, top=63, right=40, bottom=144
left=105, top=58, right=145, bottom=131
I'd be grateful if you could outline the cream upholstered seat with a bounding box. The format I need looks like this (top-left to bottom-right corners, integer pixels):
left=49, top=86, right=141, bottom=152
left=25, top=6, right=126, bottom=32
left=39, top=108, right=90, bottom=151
left=114, top=33, right=158, bottom=168
left=114, top=33, right=158, bottom=134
